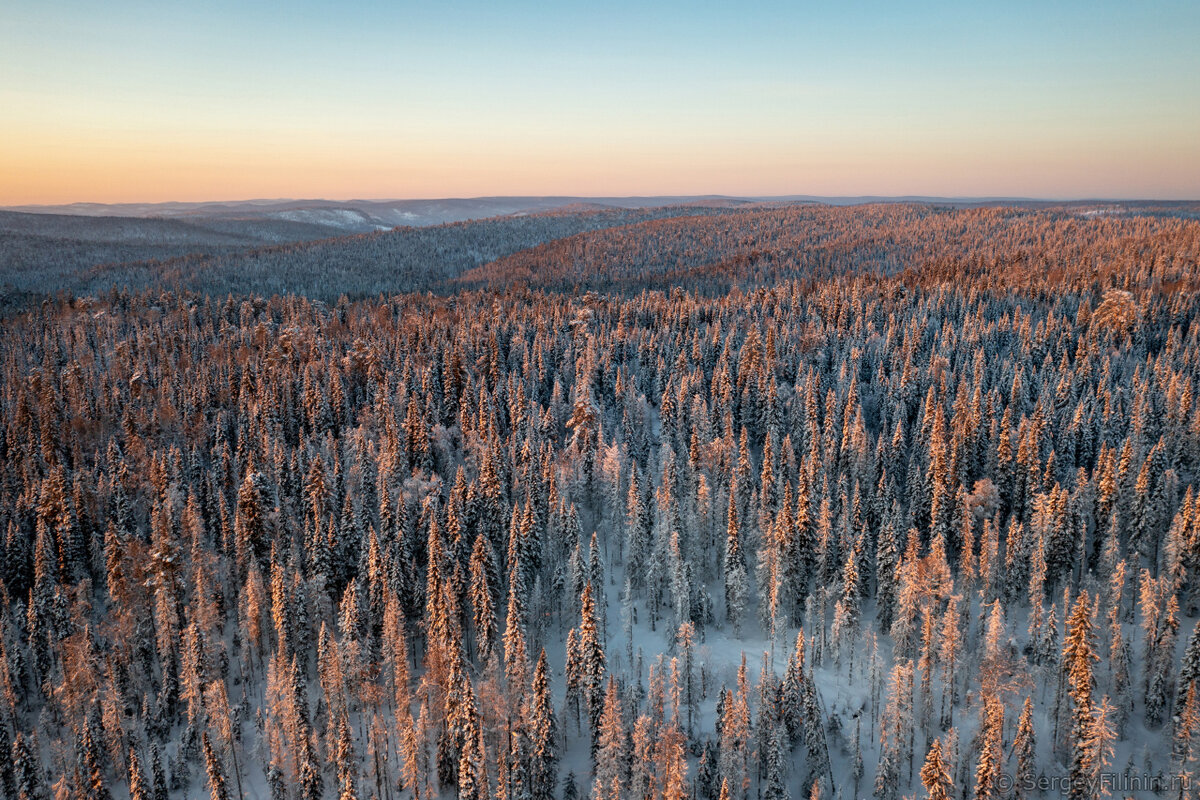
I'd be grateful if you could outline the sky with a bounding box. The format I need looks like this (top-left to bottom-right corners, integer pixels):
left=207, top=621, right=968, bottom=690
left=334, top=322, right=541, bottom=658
left=2, top=1, right=1199, bottom=204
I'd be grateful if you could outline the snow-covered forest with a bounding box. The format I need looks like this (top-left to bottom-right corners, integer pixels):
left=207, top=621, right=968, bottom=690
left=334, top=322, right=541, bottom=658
left=2, top=204, right=1200, bottom=800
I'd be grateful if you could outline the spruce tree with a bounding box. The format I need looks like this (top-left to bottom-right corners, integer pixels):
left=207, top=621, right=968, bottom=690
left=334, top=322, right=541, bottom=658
left=128, top=748, right=150, bottom=800
left=831, top=540, right=861, bottom=664
left=626, top=467, right=651, bottom=588
left=202, top=732, right=230, bottom=800
left=13, top=733, right=45, bottom=800
left=919, top=738, right=953, bottom=800
left=578, top=582, right=606, bottom=740
left=762, top=723, right=790, bottom=800
left=593, top=677, right=627, bottom=786
left=1062, top=592, right=1097, bottom=800
left=1013, top=697, right=1037, bottom=800
left=1180, top=621, right=1200, bottom=692
left=973, top=696, right=1004, bottom=800
left=469, top=532, right=498, bottom=664
left=148, top=744, right=169, bottom=800
left=529, top=649, right=560, bottom=800
left=298, top=733, right=323, bottom=800
left=724, top=488, right=749, bottom=636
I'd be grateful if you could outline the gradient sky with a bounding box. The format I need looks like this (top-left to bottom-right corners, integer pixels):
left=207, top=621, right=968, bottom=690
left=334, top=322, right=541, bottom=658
left=2, top=1, right=1199, bottom=204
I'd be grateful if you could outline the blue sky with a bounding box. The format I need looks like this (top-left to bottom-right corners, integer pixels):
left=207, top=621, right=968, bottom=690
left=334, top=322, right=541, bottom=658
left=2, top=0, right=1198, bottom=202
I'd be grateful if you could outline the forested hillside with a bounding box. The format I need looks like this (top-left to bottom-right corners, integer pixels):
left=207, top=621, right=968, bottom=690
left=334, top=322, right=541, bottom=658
left=0, top=212, right=348, bottom=295
left=460, top=205, right=1200, bottom=294
left=1, top=205, right=1199, bottom=800
left=0, top=206, right=726, bottom=300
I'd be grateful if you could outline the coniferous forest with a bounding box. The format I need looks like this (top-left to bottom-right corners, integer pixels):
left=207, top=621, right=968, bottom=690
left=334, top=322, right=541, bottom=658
left=3, top=203, right=1200, bottom=800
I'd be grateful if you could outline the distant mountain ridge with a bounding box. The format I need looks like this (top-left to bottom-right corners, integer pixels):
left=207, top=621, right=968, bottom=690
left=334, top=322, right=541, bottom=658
left=0, top=204, right=731, bottom=297
left=0, top=196, right=753, bottom=233
left=3, top=198, right=1197, bottom=303
left=8, top=195, right=1195, bottom=236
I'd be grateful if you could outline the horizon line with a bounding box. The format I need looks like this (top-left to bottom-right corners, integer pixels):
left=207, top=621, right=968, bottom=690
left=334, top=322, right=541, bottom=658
left=4, top=193, right=1198, bottom=212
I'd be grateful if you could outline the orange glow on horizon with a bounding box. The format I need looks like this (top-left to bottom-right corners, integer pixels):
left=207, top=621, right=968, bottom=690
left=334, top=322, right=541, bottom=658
left=4, top=125, right=1199, bottom=205
left=4, top=1, right=1198, bottom=205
